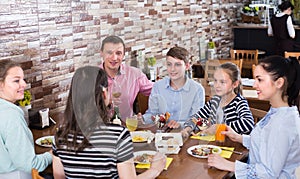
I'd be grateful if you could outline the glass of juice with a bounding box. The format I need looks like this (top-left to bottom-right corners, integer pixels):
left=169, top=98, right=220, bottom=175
left=126, top=117, right=138, bottom=132
left=215, top=123, right=226, bottom=142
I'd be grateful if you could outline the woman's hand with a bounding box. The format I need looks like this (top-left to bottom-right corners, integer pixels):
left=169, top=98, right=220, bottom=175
left=208, top=154, right=235, bottom=172
left=223, top=126, right=243, bottom=143
left=150, top=152, right=167, bottom=174
left=167, top=120, right=180, bottom=128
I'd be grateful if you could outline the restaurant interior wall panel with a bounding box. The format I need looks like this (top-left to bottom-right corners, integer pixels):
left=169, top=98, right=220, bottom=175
left=0, top=0, right=248, bottom=114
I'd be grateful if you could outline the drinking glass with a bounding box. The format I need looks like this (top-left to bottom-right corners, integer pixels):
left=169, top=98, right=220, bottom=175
left=215, top=123, right=226, bottom=142
left=126, top=116, right=138, bottom=132
left=112, top=81, right=122, bottom=106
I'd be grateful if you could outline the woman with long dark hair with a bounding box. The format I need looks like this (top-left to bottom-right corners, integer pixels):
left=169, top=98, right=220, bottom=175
left=52, top=66, right=166, bottom=179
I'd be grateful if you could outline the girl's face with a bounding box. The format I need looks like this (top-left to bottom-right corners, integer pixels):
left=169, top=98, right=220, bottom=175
left=213, top=69, right=238, bottom=97
left=0, top=66, right=27, bottom=103
left=253, top=65, right=278, bottom=101
left=166, top=56, right=188, bottom=81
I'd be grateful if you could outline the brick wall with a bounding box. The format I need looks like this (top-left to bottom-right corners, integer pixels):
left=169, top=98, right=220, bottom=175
left=0, top=0, right=247, bottom=114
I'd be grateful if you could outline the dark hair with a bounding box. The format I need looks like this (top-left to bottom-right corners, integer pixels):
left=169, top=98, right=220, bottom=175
left=166, top=46, right=190, bottom=64
left=218, top=62, right=242, bottom=95
left=56, top=66, right=109, bottom=151
left=0, top=59, right=20, bottom=82
left=100, top=35, right=125, bottom=53
left=278, top=1, right=294, bottom=11
left=258, top=55, right=300, bottom=107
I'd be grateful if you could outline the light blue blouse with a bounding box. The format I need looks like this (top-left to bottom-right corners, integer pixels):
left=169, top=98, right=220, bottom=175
left=143, top=76, right=205, bottom=126
left=0, top=98, right=52, bottom=174
left=235, top=106, right=300, bottom=178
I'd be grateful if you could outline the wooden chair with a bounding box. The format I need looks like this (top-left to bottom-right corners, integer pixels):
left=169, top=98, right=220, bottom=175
left=230, top=49, right=259, bottom=78
left=250, top=107, right=267, bottom=124
left=218, top=59, right=243, bottom=72
left=204, top=59, right=243, bottom=82
left=252, top=64, right=256, bottom=79
left=137, top=93, right=149, bottom=114
left=32, top=169, right=44, bottom=179
left=284, top=51, right=300, bottom=64
left=284, top=51, right=300, bottom=59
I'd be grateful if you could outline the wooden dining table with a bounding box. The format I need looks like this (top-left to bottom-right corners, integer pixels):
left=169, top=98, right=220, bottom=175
left=32, top=113, right=248, bottom=179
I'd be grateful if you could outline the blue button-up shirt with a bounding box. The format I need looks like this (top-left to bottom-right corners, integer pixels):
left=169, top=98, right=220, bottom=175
left=143, top=76, right=205, bottom=126
left=235, top=106, right=300, bottom=178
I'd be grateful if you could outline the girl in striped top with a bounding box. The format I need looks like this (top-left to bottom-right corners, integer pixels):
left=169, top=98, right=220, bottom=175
left=52, top=66, right=166, bottom=179
left=182, top=62, right=254, bottom=137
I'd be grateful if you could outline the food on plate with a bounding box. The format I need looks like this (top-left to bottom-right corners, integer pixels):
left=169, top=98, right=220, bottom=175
left=191, top=146, right=220, bottom=157
left=134, top=153, right=154, bottom=163
left=192, top=117, right=210, bottom=130
left=40, top=137, right=53, bottom=146
left=132, top=135, right=146, bottom=142
left=151, top=112, right=171, bottom=128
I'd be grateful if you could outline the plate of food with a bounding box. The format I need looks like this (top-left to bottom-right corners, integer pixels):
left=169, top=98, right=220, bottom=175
left=133, top=150, right=156, bottom=164
left=130, top=131, right=154, bottom=143
left=35, top=136, right=54, bottom=148
left=187, top=145, right=221, bottom=158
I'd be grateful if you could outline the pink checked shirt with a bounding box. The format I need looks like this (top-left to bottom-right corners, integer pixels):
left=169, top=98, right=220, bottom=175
left=100, top=63, right=153, bottom=119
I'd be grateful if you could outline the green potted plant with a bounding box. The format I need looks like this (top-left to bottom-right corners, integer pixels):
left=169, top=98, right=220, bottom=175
left=207, top=41, right=216, bottom=60
left=207, top=41, right=215, bottom=49
left=18, top=90, right=32, bottom=107
left=147, top=57, right=156, bottom=67
left=17, top=90, right=32, bottom=125
left=147, top=57, right=157, bottom=81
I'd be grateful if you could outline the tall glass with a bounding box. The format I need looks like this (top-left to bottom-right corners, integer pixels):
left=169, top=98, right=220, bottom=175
left=126, top=117, right=138, bottom=132
left=112, top=81, right=122, bottom=107
left=215, top=123, right=226, bottom=142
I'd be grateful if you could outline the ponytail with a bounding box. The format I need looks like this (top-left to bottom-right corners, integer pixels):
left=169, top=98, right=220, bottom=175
left=286, top=57, right=300, bottom=107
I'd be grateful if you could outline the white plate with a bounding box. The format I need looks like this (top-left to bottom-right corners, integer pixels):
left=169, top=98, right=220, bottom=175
left=35, top=136, right=54, bottom=148
left=187, top=145, right=221, bottom=158
left=133, top=150, right=156, bottom=164
left=130, top=131, right=154, bottom=143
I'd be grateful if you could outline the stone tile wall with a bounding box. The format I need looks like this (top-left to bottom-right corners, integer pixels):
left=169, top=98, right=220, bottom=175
left=0, top=0, right=247, bottom=114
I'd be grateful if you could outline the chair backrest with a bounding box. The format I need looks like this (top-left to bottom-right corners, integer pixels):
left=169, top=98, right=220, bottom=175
left=32, top=169, right=44, bottom=179
left=250, top=107, right=267, bottom=124
left=284, top=51, right=300, bottom=64
left=218, top=59, right=243, bottom=72
left=204, top=59, right=243, bottom=82
left=252, top=64, right=256, bottom=79
left=284, top=51, right=300, bottom=59
left=230, top=49, right=259, bottom=69
left=137, top=93, right=149, bottom=114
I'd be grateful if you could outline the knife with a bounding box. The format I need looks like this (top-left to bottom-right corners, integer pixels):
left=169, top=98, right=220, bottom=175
left=221, top=148, right=243, bottom=155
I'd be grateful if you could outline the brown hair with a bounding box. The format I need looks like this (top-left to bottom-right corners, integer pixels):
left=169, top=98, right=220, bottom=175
left=56, top=66, right=110, bottom=151
left=166, top=46, right=190, bottom=64
left=0, top=59, right=20, bottom=82
left=218, top=62, right=242, bottom=95
left=100, top=35, right=125, bottom=53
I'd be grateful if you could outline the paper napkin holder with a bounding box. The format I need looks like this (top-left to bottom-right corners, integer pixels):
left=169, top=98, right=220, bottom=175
left=29, top=108, right=54, bottom=129
left=155, top=133, right=183, bottom=154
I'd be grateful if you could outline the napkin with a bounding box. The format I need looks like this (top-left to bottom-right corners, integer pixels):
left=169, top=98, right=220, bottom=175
left=220, top=147, right=234, bottom=159
left=135, top=157, right=173, bottom=170
left=190, top=133, right=215, bottom=141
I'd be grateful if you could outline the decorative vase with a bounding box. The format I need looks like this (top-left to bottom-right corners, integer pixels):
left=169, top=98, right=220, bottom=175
left=20, top=104, right=31, bottom=126
left=207, top=49, right=215, bottom=60
left=149, top=66, right=156, bottom=82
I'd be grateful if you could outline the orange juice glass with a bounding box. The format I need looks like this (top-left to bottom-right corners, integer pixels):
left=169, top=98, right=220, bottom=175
left=215, top=124, right=226, bottom=142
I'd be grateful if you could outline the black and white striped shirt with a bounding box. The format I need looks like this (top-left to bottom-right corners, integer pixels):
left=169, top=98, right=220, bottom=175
left=184, top=94, right=254, bottom=134
left=53, top=124, right=133, bottom=178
